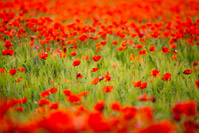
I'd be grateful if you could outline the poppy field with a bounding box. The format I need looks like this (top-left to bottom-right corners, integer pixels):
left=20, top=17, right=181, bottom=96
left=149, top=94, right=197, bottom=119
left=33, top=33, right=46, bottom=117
left=0, top=0, right=199, bottom=132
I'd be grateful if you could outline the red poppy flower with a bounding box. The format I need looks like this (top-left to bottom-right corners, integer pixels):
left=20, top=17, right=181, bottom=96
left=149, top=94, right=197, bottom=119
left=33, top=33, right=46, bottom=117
left=92, top=56, right=101, bottom=62
left=38, top=52, right=48, bottom=60
left=136, top=44, right=143, bottom=49
left=49, top=87, right=58, bottom=94
left=70, top=52, right=76, bottom=56
left=39, top=98, right=50, bottom=106
left=18, top=67, right=26, bottom=72
left=16, top=78, right=22, bottom=82
left=172, top=101, right=197, bottom=120
left=40, top=90, right=50, bottom=97
left=139, top=50, right=147, bottom=55
left=94, top=101, right=105, bottom=112
left=149, top=46, right=156, bottom=52
left=150, top=70, right=160, bottom=77
left=91, top=78, right=100, bottom=85
left=68, top=94, right=81, bottom=104
left=102, top=85, right=113, bottom=93
left=2, top=49, right=14, bottom=56
left=195, top=80, right=199, bottom=88
left=161, top=47, right=170, bottom=53
left=91, top=68, right=99, bottom=72
left=140, top=82, right=147, bottom=90
left=112, top=41, right=117, bottom=45
left=63, top=89, right=71, bottom=96
left=110, top=101, right=121, bottom=111
left=78, top=91, right=89, bottom=96
left=88, top=112, right=111, bottom=132
left=162, top=73, right=171, bottom=81
left=79, top=34, right=87, bottom=41
left=4, top=40, right=13, bottom=49
left=139, top=120, right=176, bottom=133
left=9, top=69, right=17, bottom=75
left=193, top=62, right=198, bottom=66
left=104, top=72, right=111, bottom=82
left=183, top=69, right=192, bottom=75
left=133, top=80, right=142, bottom=87
left=49, top=102, right=59, bottom=109
left=76, top=73, right=82, bottom=79
left=138, top=94, right=148, bottom=101
left=72, top=60, right=81, bottom=66
left=0, top=68, right=6, bottom=73
left=14, top=107, right=23, bottom=112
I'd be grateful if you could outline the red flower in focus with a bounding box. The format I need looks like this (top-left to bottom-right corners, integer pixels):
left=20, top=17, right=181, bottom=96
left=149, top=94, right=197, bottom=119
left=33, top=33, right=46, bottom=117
left=195, top=80, right=199, bottom=88
left=183, top=69, right=192, bottom=75
left=40, top=91, right=50, bottom=97
left=161, top=47, right=170, bottom=53
left=49, top=87, right=58, bottom=94
left=18, top=67, right=26, bottom=72
left=2, top=49, right=14, bottom=56
left=140, top=82, right=147, bottom=90
left=162, top=73, right=171, bottom=81
left=4, top=40, right=13, bottom=49
left=150, top=70, right=160, bottom=77
left=94, top=101, right=105, bottom=112
left=102, top=85, right=113, bottom=93
left=39, top=98, right=50, bottom=106
left=72, top=59, right=81, bottom=67
left=91, top=68, right=99, bottom=72
left=38, top=52, right=48, bottom=60
left=92, top=56, right=101, bottom=62
left=9, top=69, right=17, bottom=75
left=76, top=73, right=82, bottom=79
left=0, top=68, right=6, bottom=73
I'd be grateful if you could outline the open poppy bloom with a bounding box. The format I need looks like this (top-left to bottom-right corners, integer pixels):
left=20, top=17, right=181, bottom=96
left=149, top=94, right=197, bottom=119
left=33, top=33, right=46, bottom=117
left=38, top=52, right=48, bottom=60
left=76, top=73, right=82, bottom=79
left=161, top=47, right=170, bottom=53
left=72, top=59, right=81, bottom=66
left=2, top=49, right=14, bottom=56
left=18, top=67, right=26, bottom=72
left=91, top=68, right=99, bottom=72
left=150, top=70, right=160, bottom=77
left=102, top=85, right=113, bottom=93
left=4, top=40, right=13, bottom=49
left=92, top=56, right=101, bottom=62
left=162, top=73, right=171, bottom=81
left=94, top=101, right=105, bottom=112
left=9, top=69, right=17, bottom=75
left=0, top=68, right=6, bottom=73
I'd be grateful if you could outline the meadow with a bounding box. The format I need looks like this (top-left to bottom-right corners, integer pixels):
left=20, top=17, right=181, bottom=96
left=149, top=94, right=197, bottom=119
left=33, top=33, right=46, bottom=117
left=0, top=0, right=199, bottom=132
